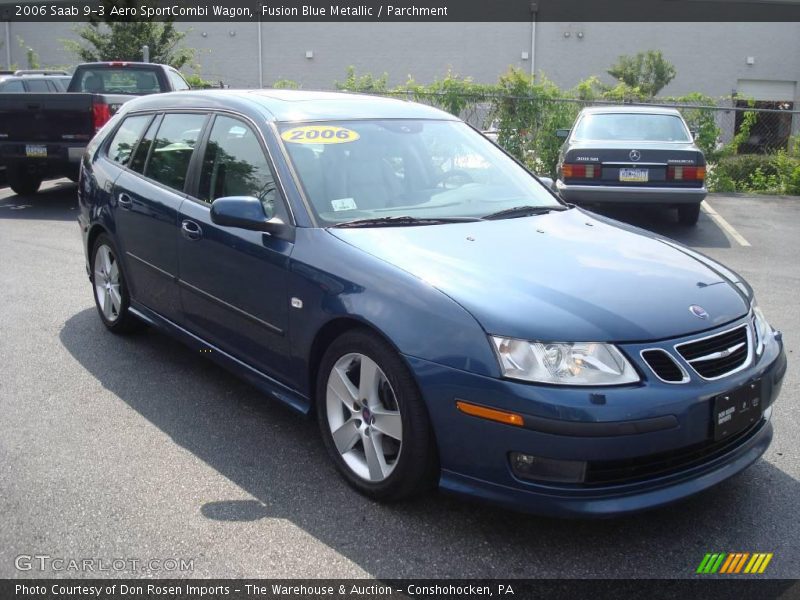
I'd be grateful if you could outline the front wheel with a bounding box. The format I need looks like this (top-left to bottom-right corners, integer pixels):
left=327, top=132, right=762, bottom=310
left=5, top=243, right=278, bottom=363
left=678, top=203, right=701, bottom=226
left=316, top=329, right=438, bottom=501
left=91, top=234, right=142, bottom=334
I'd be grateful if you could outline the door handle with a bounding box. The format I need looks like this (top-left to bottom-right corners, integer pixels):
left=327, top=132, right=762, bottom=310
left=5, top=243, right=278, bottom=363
left=181, top=219, right=203, bottom=241
left=118, top=193, right=132, bottom=209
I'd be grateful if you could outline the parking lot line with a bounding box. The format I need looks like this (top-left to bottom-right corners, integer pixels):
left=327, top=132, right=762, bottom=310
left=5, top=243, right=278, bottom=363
left=702, top=200, right=751, bottom=247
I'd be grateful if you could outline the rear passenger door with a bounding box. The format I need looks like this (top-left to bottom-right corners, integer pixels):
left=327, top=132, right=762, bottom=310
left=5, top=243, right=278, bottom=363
left=112, top=112, right=209, bottom=323
left=177, top=114, right=293, bottom=381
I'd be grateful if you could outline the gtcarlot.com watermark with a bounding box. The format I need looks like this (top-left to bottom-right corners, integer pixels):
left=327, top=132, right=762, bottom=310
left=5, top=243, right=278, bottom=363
left=15, top=554, right=194, bottom=573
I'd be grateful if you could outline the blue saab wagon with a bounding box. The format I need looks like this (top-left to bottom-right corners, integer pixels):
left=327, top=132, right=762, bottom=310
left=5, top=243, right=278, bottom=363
left=77, top=90, right=786, bottom=516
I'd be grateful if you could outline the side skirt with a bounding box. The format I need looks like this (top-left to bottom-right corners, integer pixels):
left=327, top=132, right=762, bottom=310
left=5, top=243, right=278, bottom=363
left=129, top=302, right=311, bottom=415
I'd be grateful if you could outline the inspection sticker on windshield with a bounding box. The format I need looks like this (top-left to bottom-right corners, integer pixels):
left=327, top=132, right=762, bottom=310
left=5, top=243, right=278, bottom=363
left=281, top=125, right=360, bottom=144
left=331, top=197, right=357, bottom=211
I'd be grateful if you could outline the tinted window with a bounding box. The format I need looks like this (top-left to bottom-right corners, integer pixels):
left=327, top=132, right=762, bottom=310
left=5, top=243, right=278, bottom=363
left=144, top=113, right=206, bottom=192
left=167, top=69, right=190, bottom=91
left=572, top=113, right=691, bottom=142
left=26, top=79, right=50, bottom=92
left=54, top=77, right=71, bottom=91
left=1, top=80, right=24, bottom=92
left=74, top=68, right=162, bottom=95
left=106, top=115, right=152, bottom=167
left=129, top=116, right=160, bottom=174
left=198, top=116, right=277, bottom=216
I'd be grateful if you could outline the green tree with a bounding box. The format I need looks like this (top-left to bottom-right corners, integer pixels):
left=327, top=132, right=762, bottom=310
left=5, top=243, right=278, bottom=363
left=63, top=1, right=193, bottom=68
left=607, top=50, right=677, bottom=98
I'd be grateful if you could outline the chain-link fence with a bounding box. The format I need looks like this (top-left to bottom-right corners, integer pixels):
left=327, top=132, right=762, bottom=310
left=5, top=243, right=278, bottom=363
left=378, top=90, right=800, bottom=158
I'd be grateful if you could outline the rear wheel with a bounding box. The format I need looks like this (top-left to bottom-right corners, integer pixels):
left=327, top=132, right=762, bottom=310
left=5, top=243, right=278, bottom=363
left=678, top=203, right=701, bottom=226
left=7, top=166, right=42, bottom=196
left=316, top=329, right=438, bottom=501
left=91, top=234, right=142, bottom=334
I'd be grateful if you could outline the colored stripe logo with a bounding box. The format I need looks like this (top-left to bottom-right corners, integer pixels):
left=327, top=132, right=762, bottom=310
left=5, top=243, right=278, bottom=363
left=696, top=553, right=773, bottom=574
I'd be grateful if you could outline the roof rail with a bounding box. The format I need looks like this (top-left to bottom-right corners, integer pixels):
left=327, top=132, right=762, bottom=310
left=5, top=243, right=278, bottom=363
left=13, top=69, right=69, bottom=76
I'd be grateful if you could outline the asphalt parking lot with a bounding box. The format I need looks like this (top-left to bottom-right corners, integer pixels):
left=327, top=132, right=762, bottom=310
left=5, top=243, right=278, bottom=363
left=0, top=180, right=797, bottom=579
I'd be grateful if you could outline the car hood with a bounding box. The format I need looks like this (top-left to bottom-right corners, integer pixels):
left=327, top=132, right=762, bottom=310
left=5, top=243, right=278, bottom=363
left=328, top=209, right=749, bottom=342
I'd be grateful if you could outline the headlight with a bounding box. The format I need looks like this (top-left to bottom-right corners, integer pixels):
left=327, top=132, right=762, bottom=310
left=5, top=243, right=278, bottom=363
left=752, top=301, right=771, bottom=356
left=490, top=337, right=640, bottom=386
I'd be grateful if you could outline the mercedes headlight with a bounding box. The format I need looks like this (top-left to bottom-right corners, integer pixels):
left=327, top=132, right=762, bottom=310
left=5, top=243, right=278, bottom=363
left=491, top=337, right=639, bottom=386
left=752, top=301, right=771, bottom=356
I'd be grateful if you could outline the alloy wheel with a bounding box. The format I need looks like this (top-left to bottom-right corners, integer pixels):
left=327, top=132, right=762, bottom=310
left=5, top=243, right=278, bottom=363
left=325, top=353, right=403, bottom=482
left=93, top=244, right=122, bottom=323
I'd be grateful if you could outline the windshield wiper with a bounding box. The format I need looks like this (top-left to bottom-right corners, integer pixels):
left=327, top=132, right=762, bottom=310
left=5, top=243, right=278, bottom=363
left=482, top=205, right=568, bottom=220
left=331, top=215, right=482, bottom=228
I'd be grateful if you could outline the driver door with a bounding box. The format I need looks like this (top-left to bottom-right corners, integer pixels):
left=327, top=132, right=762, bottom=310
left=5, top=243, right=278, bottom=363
left=177, top=114, right=293, bottom=382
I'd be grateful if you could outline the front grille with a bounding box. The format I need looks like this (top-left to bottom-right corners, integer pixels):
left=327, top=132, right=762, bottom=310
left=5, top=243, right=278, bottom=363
left=584, top=419, right=763, bottom=485
left=641, top=349, right=686, bottom=383
left=676, top=324, right=749, bottom=379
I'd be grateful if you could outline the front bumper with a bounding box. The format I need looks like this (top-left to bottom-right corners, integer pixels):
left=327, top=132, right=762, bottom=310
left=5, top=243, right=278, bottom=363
left=409, top=322, right=785, bottom=517
left=556, top=180, right=707, bottom=205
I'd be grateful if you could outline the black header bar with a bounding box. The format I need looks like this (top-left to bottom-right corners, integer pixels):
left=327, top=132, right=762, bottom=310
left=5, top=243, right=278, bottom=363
left=3, top=0, right=800, bottom=22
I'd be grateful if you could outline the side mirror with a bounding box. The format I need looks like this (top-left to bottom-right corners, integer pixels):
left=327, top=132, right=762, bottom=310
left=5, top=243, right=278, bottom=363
left=538, top=176, right=554, bottom=189
left=690, top=129, right=699, bottom=140
left=555, top=128, right=570, bottom=139
left=210, top=196, right=287, bottom=236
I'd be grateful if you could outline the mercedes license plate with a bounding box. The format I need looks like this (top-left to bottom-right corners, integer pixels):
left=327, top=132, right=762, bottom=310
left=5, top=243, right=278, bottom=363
left=619, top=168, right=648, bottom=182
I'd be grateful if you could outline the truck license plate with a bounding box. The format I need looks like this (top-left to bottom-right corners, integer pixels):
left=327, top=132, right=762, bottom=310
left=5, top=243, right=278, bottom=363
left=619, top=168, right=648, bottom=182
left=25, top=144, right=47, bottom=158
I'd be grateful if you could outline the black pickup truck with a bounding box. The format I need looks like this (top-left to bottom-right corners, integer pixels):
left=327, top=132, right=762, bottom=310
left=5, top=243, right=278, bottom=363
left=0, top=62, right=190, bottom=195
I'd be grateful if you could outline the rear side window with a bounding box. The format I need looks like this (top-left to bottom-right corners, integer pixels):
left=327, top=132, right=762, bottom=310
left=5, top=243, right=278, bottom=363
left=106, top=115, right=152, bottom=167
left=129, top=116, right=160, bottom=174
left=26, top=79, right=50, bottom=92
left=198, top=115, right=278, bottom=217
left=167, top=69, right=190, bottom=91
left=144, top=113, right=207, bottom=192
left=1, top=80, right=24, bottom=92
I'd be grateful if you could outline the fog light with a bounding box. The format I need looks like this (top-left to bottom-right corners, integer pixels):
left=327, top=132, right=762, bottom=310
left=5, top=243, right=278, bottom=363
left=509, top=452, right=587, bottom=483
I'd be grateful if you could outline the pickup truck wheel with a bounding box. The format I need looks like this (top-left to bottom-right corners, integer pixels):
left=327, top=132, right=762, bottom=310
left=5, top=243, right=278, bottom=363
left=91, top=234, right=143, bottom=334
left=678, top=203, right=701, bottom=226
left=317, top=329, right=438, bottom=501
left=8, top=168, right=42, bottom=196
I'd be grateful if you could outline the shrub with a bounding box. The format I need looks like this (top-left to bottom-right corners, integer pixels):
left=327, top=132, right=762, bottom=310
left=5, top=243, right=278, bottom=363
left=272, top=79, right=300, bottom=89
left=710, top=152, right=800, bottom=194
left=335, top=66, right=389, bottom=93
left=184, top=73, right=216, bottom=89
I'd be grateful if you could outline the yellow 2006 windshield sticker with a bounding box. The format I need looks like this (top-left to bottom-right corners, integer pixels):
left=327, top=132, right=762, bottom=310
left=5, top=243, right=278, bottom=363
left=281, top=125, right=360, bottom=144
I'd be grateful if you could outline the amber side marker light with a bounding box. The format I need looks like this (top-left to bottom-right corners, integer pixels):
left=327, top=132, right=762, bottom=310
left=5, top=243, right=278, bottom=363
left=456, top=400, right=525, bottom=427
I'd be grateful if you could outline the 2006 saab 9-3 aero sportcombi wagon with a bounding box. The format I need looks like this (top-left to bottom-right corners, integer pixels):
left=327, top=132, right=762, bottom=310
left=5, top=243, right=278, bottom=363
left=78, top=90, right=786, bottom=517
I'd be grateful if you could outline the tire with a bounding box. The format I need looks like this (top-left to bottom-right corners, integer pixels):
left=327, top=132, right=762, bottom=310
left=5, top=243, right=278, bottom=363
left=91, top=234, right=142, bottom=334
left=316, top=329, right=438, bottom=501
left=678, top=203, right=701, bottom=226
left=8, top=166, right=42, bottom=196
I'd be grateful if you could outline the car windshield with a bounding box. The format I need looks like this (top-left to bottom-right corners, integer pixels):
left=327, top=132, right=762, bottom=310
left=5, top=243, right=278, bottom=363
left=572, top=113, right=691, bottom=142
left=73, top=68, right=161, bottom=95
left=278, top=119, right=560, bottom=226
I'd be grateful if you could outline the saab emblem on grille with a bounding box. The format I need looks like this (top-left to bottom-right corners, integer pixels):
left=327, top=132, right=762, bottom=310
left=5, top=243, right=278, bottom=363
left=689, top=305, right=709, bottom=319
left=629, top=149, right=641, bottom=161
